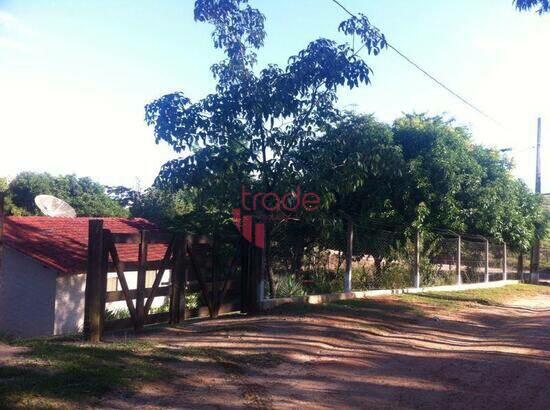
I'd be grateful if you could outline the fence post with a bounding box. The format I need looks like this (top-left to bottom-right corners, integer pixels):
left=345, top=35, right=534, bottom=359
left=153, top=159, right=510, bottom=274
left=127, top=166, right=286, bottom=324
left=344, top=216, right=353, bottom=292
left=240, top=236, right=251, bottom=314
left=456, top=235, right=462, bottom=285
left=249, top=239, right=263, bottom=313
left=518, top=253, right=524, bottom=280
left=503, top=242, right=507, bottom=281
left=170, top=237, right=187, bottom=324
left=84, top=219, right=104, bottom=342
left=485, top=239, right=490, bottom=283
left=135, top=230, right=148, bottom=331
left=0, top=193, right=5, bottom=271
left=414, top=230, right=421, bottom=288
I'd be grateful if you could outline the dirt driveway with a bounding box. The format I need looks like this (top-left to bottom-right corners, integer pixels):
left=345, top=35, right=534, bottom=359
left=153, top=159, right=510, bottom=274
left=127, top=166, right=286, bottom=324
left=101, top=290, right=550, bottom=409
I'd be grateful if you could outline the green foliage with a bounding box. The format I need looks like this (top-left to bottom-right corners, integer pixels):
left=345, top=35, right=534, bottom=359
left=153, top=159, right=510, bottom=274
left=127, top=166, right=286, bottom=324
left=392, top=114, right=545, bottom=252
left=5, top=172, right=129, bottom=217
left=104, top=307, right=131, bottom=320
left=145, top=0, right=387, bottom=237
left=306, top=269, right=344, bottom=294
left=185, top=292, right=201, bottom=310
left=0, top=339, right=166, bottom=407
left=273, top=274, right=306, bottom=298
left=0, top=177, right=7, bottom=192
left=514, top=0, right=550, bottom=13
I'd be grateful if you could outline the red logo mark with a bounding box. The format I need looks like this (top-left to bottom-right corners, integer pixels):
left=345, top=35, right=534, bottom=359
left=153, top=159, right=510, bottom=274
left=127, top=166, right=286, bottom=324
left=232, top=186, right=320, bottom=248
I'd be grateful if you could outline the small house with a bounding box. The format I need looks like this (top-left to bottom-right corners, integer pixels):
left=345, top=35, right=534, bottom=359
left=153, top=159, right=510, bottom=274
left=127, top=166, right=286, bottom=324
left=0, top=217, right=170, bottom=337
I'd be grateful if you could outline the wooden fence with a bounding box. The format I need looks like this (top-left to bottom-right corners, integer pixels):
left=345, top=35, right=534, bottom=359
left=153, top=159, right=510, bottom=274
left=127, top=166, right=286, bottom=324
left=83, top=219, right=262, bottom=342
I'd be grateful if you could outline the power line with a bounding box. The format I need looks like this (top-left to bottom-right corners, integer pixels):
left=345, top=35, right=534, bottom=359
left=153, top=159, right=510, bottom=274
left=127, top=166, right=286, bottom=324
left=330, top=0, right=502, bottom=127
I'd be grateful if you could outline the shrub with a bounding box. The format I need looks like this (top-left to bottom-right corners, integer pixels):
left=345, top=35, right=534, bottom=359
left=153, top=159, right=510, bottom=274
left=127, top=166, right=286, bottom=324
left=274, top=274, right=306, bottom=297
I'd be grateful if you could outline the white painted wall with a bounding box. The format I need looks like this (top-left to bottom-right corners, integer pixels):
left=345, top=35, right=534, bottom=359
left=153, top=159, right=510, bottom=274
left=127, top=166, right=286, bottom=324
left=0, top=248, right=172, bottom=337
left=54, top=273, right=86, bottom=335
left=0, top=248, right=57, bottom=337
left=105, top=270, right=171, bottom=312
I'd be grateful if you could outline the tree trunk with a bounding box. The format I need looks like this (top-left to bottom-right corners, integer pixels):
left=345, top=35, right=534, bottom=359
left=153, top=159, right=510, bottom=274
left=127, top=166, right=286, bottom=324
left=292, top=234, right=305, bottom=278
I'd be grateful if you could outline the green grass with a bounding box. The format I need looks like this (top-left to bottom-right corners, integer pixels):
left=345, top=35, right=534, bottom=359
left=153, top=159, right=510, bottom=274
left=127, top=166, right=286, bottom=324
left=0, top=338, right=170, bottom=408
left=400, top=284, right=550, bottom=310
left=272, top=284, right=550, bottom=318
left=0, top=335, right=285, bottom=409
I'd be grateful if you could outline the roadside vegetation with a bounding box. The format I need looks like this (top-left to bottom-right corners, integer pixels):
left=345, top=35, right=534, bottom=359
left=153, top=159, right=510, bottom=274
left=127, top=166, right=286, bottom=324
left=400, top=283, right=550, bottom=310
left=1, top=284, right=548, bottom=408
left=0, top=336, right=281, bottom=409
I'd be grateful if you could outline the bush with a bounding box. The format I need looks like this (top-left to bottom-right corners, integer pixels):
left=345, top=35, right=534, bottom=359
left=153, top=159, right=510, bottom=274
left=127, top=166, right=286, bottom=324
left=273, top=274, right=306, bottom=297
left=306, top=269, right=344, bottom=294
left=104, top=307, right=130, bottom=320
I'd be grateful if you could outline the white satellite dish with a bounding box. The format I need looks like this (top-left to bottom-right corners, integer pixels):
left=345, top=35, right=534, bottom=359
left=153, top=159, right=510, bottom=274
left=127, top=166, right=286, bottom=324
left=35, top=195, right=77, bottom=218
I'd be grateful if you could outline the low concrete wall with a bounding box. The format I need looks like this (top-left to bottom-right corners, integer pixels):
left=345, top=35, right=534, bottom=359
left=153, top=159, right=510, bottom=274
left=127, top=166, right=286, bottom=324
left=260, top=279, right=521, bottom=310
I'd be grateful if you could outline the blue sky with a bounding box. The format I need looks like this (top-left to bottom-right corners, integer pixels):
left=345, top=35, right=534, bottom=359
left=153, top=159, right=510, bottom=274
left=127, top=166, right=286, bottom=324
left=1, top=0, right=549, bottom=192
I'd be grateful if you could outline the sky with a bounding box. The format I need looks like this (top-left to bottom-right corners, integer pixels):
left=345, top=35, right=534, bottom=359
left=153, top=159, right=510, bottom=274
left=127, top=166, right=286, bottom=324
left=0, top=0, right=549, bottom=192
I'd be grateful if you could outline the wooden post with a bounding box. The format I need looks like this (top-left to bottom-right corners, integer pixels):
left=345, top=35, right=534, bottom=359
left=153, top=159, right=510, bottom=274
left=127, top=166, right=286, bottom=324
left=0, top=193, right=5, bottom=271
left=456, top=235, right=462, bottom=285
left=254, top=243, right=263, bottom=311
left=84, top=219, right=104, bottom=342
left=170, top=239, right=181, bottom=324
left=485, top=239, right=490, bottom=283
left=135, top=230, right=148, bottom=331
left=414, top=230, right=421, bottom=288
left=240, top=237, right=250, bottom=314
left=99, top=229, right=109, bottom=333
left=503, top=242, right=507, bottom=281
left=344, top=216, right=353, bottom=292
left=247, top=219, right=263, bottom=314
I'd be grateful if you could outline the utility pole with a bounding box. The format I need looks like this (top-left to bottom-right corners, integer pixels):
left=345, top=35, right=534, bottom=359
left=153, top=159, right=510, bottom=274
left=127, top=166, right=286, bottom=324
left=531, top=117, right=542, bottom=274
left=536, top=117, right=542, bottom=194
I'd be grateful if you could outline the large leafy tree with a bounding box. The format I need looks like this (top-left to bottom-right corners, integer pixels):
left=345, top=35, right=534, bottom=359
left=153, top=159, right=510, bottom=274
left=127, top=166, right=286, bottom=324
left=108, top=185, right=222, bottom=234
left=392, top=114, right=545, bottom=251
left=300, top=113, right=406, bottom=269
left=393, top=114, right=482, bottom=232
left=145, top=0, right=387, bottom=215
left=6, top=172, right=129, bottom=217
left=515, top=0, right=550, bottom=13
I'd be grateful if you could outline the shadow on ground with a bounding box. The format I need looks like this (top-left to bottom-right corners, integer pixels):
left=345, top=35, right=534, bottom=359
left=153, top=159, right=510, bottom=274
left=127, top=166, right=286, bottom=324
left=2, top=288, right=550, bottom=409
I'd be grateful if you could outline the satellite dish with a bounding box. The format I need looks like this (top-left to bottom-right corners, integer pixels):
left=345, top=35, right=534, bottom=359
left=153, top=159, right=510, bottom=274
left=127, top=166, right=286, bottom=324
left=35, top=195, right=76, bottom=218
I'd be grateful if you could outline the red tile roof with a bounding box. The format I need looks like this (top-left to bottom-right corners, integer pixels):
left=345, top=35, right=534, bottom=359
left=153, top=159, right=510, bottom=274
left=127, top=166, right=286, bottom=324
left=3, top=217, right=168, bottom=275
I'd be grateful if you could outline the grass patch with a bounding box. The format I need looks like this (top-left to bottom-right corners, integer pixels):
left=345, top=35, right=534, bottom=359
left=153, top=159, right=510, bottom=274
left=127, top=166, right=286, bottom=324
left=269, top=284, right=550, bottom=318
left=0, top=335, right=286, bottom=409
left=271, top=296, right=424, bottom=325
left=0, top=338, right=170, bottom=409
left=400, top=284, right=550, bottom=310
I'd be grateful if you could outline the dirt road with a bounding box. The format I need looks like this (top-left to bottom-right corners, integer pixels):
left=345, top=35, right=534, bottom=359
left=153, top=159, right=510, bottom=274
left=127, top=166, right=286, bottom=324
left=101, top=292, right=550, bottom=409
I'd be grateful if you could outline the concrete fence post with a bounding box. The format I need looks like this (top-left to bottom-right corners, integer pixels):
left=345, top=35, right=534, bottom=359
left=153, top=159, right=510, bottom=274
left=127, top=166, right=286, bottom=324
left=456, top=235, right=462, bottom=285
left=485, top=239, right=490, bottom=283
left=344, top=216, right=353, bottom=292
left=414, top=230, right=421, bottom=288
left=503, top=242, right=507, bottom=281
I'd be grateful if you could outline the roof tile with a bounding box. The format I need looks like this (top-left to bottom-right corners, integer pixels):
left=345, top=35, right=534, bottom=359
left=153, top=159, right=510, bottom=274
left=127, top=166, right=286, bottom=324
left=3, top=217, right=168, bottom=274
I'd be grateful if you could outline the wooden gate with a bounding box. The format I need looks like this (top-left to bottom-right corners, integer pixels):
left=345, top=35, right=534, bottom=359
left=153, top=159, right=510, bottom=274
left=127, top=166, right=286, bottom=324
left=84, top=219, right=261, bottom=342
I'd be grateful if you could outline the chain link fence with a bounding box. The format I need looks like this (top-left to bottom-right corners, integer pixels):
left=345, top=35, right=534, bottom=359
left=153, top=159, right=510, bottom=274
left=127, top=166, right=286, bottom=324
left=265, top=218, right=524, bottom=299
